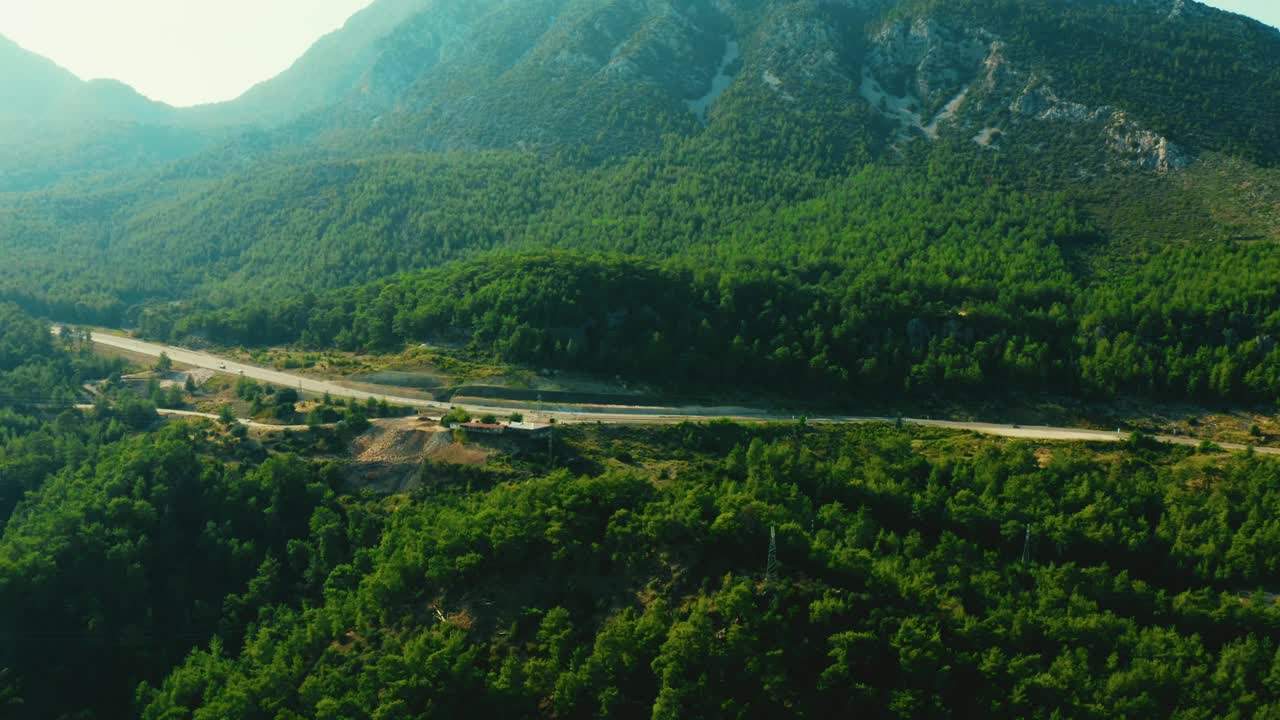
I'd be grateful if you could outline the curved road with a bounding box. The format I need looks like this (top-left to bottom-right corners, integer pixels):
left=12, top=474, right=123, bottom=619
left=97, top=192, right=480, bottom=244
left=70, top=328, right=1279, bottom=455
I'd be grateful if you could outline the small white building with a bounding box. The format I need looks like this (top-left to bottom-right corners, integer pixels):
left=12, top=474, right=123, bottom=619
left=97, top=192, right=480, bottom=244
left=506, top=422, right=553, bottom=438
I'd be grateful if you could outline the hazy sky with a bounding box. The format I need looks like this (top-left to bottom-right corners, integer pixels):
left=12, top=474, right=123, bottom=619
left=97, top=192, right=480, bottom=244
left=1205, top=0, right=1280, bottom=30
left=0, top=0, right=1276, bottom=107
left=0, top=1, right=375, bottom=107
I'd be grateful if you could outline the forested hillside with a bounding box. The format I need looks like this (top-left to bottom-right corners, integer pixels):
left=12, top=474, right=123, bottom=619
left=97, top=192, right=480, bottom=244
left=2, top=0, right=1278, bottom=408
left=132, top=424, right=1280, bottom=719
left=0, top=305, right=353, bottom=718
left=130, top=152, right=1280, bottom=406
left=0, top=305, right=128, bottom=524
left=6, top=308, right=1280, bottom=720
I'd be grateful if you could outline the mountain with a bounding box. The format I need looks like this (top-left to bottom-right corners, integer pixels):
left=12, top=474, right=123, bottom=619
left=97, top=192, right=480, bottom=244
left=0, top=34, right=172, bottom=125
left=0, top=34, right=84, bottom=121
left=0, top=35, right=210, bottom=191
left=182, top=0, right=437, bottom=127
left=4, top=0, right=1277, bottom=183
left=166, top=0, right=1278, bottom=167
left=0, top=0, right=1278, bottom=405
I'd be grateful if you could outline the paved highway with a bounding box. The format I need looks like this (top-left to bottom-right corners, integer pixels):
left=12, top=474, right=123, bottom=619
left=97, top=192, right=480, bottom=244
left=67, top=328, right=1279, bottom=455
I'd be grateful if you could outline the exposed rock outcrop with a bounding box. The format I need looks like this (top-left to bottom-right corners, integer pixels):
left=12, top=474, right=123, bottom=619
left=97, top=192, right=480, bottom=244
left=859, top=13, right=1193, bottom=172
left=1105, top=112, right=1192, bottom=172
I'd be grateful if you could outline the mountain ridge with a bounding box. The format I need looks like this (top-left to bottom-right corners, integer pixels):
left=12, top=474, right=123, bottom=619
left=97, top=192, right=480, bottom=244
left=3, top=0, right=1278, bottom=190
left=179, top=0, right=438, bottom=127
left=0, top=33, right=211, bottom=191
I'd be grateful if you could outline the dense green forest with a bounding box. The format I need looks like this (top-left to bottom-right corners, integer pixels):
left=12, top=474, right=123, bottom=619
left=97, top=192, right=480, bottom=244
left=131, top=423, right=1280, bottom=718
left=7, top=301, right=1280, bottom=717
left=133, top=154, right=1280, bottom=406
left=0, top=306, right=355, bottom=718
left=0, top=304, right=128, bottom=525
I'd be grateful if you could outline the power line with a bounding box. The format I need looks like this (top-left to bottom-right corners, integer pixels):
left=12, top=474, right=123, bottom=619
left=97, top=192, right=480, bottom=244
left=1022, top=523, right=1033, bottom=565
left=764, top=526, right=778, bottom=588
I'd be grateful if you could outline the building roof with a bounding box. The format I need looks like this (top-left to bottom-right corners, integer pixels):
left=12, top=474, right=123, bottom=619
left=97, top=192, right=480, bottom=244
left=460, top=422, right=505, bottom=430
left=508, top=422, right=551, bottom=432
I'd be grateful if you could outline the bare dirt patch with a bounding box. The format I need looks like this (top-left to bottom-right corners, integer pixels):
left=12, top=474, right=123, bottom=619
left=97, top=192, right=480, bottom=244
left=181, top=369, right=216, bottom=387
left=353, top=417, right=433, bottom=464
left=1034, top=447, right=1053, bottom=468
left=423, top=427, right=490, bottom=466
left=346, top=418, right=436, bottom=493
left=346, top=418, right=494, bottom=494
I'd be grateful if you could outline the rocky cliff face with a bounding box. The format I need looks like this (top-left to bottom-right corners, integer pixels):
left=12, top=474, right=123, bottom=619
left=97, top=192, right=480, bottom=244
left=855, top=14, right=1191, bottom=172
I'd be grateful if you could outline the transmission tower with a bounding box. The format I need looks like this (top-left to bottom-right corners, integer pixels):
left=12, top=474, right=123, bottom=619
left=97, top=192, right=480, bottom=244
left=764, top=526, right=778, bottom=586
left=1021, top=523, right=1033, bottom=565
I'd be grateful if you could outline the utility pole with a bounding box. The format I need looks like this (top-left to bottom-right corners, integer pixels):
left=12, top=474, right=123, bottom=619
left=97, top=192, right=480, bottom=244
left=548, top=422, right=555, bottom=468
left=764, top=526, right=778, bottom=587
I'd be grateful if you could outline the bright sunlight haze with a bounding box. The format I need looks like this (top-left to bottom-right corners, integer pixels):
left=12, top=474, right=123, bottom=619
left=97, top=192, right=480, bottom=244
left=0, top=0, right=374, bottom=107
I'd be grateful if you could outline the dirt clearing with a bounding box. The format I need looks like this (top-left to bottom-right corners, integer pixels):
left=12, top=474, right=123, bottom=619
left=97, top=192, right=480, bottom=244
left=422, top=428, right=490, bottom=466
left=352, top=417, right=435, bottom=464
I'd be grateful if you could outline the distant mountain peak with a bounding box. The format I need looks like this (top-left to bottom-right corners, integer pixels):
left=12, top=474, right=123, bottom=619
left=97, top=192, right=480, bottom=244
left=0, top=33, right=82, bottom=107
left=0, top=33, right=203, bottom=190
left=183, top=0, right=439, bottom=126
